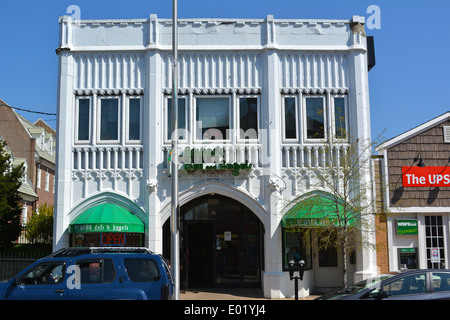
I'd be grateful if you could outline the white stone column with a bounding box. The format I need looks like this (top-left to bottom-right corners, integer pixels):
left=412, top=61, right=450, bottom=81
left=54, top=16, right=75, bottom=251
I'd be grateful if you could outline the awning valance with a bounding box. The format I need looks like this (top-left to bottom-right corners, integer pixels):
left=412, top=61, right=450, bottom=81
left=69, top=203, right=144, bottom=234
left=281, top=196, right=357, bottom=228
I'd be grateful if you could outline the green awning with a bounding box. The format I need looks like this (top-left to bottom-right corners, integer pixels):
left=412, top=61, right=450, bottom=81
left=69, top=203, right=144, bottom=234
left=281, top=196, right=357, bottom=228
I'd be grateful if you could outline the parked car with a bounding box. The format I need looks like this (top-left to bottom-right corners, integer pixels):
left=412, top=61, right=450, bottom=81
left=317, top=269, right=450, bottom=300
left=0, top=247, right=173, bottom=300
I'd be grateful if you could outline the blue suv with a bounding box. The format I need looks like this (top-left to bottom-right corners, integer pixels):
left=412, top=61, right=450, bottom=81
left=0, top=247, right=173, bottom=300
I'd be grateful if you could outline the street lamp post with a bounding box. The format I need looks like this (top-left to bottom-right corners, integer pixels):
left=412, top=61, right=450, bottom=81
left=171, top=0, right=180, bottom=300
left=288, top=260, right=305, bottom=301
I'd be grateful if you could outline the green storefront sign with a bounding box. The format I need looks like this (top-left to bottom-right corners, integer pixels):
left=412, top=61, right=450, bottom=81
left=396, top=220, right=418, bottom=235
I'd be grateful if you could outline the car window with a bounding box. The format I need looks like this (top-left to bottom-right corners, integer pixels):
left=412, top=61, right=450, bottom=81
left=381, top=273, right=427, bottom=296
left=432, top=273, right=450, bottom=292
left=19, top=262, right=65, bottom=285
left=76, top=259, right=116, bottom=284
left=124, top=258, right=160, bottom=282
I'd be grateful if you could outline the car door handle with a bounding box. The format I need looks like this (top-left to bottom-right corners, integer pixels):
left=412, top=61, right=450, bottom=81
left=55, top=289, right=64, bottom=294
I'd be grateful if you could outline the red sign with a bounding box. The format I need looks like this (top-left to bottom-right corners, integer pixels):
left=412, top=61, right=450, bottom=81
left=402, top=167, right=450, bottom=187
left=100, top=233, right=126, bottom=246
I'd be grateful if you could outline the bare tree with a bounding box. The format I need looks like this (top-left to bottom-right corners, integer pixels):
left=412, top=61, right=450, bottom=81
left=284, top=135, right=388, bottom=288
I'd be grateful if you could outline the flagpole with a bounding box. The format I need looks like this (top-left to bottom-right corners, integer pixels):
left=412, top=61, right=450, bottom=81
left=171, top=0, right=180, bottom=300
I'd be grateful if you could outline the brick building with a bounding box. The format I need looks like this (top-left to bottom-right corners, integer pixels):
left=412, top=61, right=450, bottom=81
left=376, top=112, right=450, bottom=271
left=0, top=99, right=56, bottom=225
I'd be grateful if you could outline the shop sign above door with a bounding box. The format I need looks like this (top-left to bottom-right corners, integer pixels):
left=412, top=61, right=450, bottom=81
left=402, top=166, right=450, bottom=187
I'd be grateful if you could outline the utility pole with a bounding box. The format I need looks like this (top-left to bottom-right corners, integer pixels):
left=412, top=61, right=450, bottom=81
left=171, top=0, right=180, bottom=300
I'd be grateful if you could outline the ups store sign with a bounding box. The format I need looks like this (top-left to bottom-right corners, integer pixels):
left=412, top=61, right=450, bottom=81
left=402, top=167, right=450, bottom=187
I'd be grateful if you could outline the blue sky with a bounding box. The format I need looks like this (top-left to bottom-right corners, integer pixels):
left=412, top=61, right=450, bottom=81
left=0, top=0, right=449, bottom=143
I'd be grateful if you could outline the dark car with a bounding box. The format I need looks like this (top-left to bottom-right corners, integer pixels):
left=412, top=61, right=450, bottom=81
left=317, top=269, right=450, bottom=300
left=0, top=247, right=173, bottom=300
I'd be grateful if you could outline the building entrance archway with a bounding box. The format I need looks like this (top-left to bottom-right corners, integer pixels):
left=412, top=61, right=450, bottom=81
left=163, top=194, right=263, bottom=289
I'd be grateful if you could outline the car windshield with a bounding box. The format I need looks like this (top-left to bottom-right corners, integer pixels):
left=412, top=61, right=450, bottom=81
left=338, top=274, right=393, bottom=294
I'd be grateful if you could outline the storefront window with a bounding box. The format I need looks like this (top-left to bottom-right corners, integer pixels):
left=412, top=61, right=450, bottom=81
left=425, top=216, right=446, bottom=269
left=282, top=228, right=312, bottom=270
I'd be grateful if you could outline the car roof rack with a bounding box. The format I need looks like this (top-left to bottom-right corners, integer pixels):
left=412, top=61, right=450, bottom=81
left=52, top=247, right=154, bottom=257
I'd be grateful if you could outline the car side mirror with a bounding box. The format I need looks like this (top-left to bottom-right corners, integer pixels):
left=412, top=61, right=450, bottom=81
left=374, top=290, right=390, bottom=300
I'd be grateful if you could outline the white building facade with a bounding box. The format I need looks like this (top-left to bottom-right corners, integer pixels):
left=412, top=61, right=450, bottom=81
left=55, top=14, right=376, bottom=298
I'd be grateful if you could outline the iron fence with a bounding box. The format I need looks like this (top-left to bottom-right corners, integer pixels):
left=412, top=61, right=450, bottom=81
left=0, top=251, right=47, bottom=282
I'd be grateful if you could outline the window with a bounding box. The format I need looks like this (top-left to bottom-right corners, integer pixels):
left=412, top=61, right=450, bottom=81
left=36, top=168, right=41, bottom=189
left=124, top=258, right=160, bottom=282
left=334, top=97, right=347, bottom=139
left=99, top=98, right=120, bottom=142
left=283, top=97, right=297, bottom=140
left=425, top=216, right=445, bottom=269
left=196, top=97, right=230, bottom=141
left=76, top=259, right=115, bottom=284
left=238, top=97, right=258, bottom=140
left=282, top=228, right=312, bottom=271
left=19, top=262, right=65, bottom=285
left=166, top=97, right=187, bottom=141
left=77, top=98, right=91, bottom=142
left=128, top=97, right=141, bottom=141
left=381, top=273, right=427, bottom=297
left=305, top=96, right=325, bottom=140
left=432, top=272, right=450, bottom=292
left=45, top=171, right=49, bottom=192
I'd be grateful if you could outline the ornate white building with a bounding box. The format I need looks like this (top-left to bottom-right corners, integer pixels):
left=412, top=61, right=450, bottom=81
left=55, top=14, right=376, bottom=298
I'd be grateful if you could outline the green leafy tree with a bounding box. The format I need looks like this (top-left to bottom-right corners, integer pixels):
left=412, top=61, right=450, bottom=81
left=0, top=140, right=24, bottom=250
left=26, top=203, right=54, bottom=245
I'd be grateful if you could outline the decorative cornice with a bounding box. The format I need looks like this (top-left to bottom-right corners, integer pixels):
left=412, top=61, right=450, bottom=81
left=74, top=88, right=144, bottom=96
left=163, top=87, right=262, bottom=95
left=280, top=87, right=349, bottom=95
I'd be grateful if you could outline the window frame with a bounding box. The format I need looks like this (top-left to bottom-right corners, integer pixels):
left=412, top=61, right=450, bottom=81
left=164, top=95, right=188, bottom=144
left=281, top=228, right=312, bottom=271
left=237, top=95, right=260, bottom=143
left=125, top=96, right=143, bottom=144
left=332, top=95, right=348, bottom=141
left=194, top=95, right=231, bottom=143
left=75, top=96, right=92, bottom=144
left=75, top=258, right=116, bottom=284
left=302, top=95, right=327, bottom=142
left=282, top=95, right=299, bottom=143
left=18, top=261, right=66, bottom=285
left=97, top=96, right=121, bottom=144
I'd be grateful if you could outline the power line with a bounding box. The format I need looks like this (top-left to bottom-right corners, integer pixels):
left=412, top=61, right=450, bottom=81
left=1, top=103, right=57, bottom=116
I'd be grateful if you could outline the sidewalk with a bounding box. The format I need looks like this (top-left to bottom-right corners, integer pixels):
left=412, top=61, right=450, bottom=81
left=180, top=288, right=319, bottom=300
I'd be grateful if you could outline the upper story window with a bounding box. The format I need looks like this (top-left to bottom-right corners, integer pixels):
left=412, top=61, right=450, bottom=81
left=127, top=97, right=142, bottom=142
left=282, top=94, right=348, bottom=143
left=99, top=97, right=120, bottom=142
left=166, top=97, right=187, bottom=142
left=333, top=96, right=347, bottom=140
left=76, top=97, right=91, bottom=143
left=282, top=96, right=298, bottom=141
left=238, top=96, right=259, bottom=141
left=196, top=96, right=230, bottom=141
left=74, top=95, right=142, bottom=145
left=305, top=96, right=326, bottom=140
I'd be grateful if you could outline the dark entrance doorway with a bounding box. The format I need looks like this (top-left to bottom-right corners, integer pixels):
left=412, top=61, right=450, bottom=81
left=163, top=194, right=262, bottom=289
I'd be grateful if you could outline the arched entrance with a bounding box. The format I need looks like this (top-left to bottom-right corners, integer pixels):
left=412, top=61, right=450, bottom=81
left=163, top=194, right=263, bottom=289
